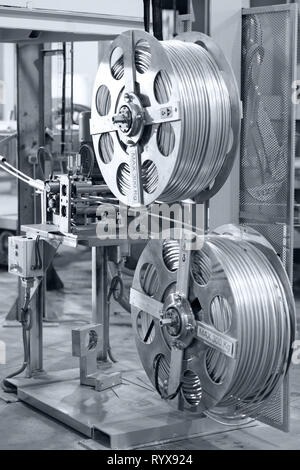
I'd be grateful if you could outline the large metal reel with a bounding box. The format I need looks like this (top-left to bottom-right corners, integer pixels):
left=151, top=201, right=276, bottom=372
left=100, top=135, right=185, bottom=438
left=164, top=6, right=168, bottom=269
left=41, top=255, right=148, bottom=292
left=130, top=225, right=295, bottom=422
left=90, top=30, right=241, bottom=207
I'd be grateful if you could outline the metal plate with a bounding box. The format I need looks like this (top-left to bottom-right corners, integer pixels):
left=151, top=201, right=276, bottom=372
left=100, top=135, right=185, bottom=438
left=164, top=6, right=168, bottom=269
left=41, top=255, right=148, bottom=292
left=240, top=3, right=297, bottom=280
left=6, top=369, right=252, bottom=450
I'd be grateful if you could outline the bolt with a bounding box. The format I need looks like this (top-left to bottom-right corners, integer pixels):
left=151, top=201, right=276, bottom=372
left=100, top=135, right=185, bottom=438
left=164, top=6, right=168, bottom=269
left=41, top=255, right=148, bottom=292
left=124, top=93, right=131, bottom=103
left=172, top=340, right=184, bottom=350
left=186, top=324, right=195, bottom=333
left=160, top=318, right=173, bottom=327
left=112, top=114, right=127, bottom=124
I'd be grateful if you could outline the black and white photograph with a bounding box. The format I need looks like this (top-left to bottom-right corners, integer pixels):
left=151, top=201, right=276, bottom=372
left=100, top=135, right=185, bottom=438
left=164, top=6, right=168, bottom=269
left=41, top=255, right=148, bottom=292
left=0, top=0, right=299, bottom=455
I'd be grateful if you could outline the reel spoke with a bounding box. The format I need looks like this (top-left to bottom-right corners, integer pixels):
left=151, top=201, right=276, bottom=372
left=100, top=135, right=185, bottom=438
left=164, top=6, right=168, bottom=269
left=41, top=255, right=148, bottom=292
left=167, top=346, right=184, bottom=397
left=123, top=30, right=137, bottom=94
left=176, top=230, right=192, bottom=298
left=144, top=103, right=181, bottom=126
left=195, top=320, right=237, bottom=359
left=130, top=288, right=164, bottom=320
left=90, top=115, right=117, bottom=136
left=127, top=144, right=143, bottom=206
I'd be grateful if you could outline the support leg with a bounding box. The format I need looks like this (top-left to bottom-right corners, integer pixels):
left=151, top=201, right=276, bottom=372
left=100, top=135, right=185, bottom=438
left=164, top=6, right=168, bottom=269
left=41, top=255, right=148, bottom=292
left=92, top=246, right=109, bottom=361
left=27, top=280, right=45, bottom=377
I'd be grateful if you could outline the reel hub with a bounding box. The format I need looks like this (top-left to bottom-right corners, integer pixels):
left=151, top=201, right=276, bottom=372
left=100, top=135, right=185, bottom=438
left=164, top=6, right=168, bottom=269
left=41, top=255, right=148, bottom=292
left=161, top=294, right=195, bottom=347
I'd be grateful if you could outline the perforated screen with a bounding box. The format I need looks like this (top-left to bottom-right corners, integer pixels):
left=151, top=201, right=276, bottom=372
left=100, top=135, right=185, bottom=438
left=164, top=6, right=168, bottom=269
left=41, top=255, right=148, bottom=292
left=240, top=4, right=297, bottom=432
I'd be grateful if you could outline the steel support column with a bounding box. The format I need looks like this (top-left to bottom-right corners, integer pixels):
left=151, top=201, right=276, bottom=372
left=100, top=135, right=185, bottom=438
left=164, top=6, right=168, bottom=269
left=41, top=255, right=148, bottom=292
left=27, top=281, right=45, bottom=376
left=16, top=44, right=45, bottom=365
left=92, top=246, right=109, bottom=361
left=208, top=0, right=243, bottom=229
left=17, top=43, right=44, bottom=228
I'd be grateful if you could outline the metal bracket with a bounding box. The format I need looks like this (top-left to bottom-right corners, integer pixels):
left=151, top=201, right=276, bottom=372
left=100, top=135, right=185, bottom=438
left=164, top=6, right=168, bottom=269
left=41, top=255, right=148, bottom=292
left=72, top=324, right=122, bottom=392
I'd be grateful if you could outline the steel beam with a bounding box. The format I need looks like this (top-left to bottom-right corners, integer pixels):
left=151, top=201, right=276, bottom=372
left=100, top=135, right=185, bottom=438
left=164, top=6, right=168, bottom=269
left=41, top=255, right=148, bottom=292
left=0, top=6, right=143, bottom=43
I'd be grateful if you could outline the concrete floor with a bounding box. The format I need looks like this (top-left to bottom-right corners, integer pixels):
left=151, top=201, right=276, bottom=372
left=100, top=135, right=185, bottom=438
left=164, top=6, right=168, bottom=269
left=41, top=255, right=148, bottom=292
left=0, top=246, right=300, bottom=450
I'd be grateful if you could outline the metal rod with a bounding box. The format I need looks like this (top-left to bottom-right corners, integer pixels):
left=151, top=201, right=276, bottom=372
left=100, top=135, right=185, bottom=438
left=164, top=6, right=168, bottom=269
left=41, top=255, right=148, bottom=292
left=61, top=42, right=66, bottom=155
left=92, top=246, right=109, bottom=361
left=27, top=280, right=44, bottom=376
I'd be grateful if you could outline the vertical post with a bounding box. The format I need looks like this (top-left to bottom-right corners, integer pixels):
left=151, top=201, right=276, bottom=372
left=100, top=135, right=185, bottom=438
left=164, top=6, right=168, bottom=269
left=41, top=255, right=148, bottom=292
left=27, top=281, right=45, bottom=376
left=0, top=44, right=3, bottom=119
left=192, top=0, right=210, bottom=34
left=92, top=246, right=109, bottom=361
left=208, top=0, right=242, bottom=229
left=17, top=44, right=45, bottom=372
left=17, top=44, right=44, bottom=229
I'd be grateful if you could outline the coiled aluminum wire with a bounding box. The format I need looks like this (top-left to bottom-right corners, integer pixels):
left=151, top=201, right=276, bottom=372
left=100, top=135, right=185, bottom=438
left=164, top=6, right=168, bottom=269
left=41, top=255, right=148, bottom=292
left=159, top=41, right=231, bottom=201
left=200, top=236, right=292, bottom=417
left=100, top=40, right=232, bottom=202
left=140, top=236, right=293, bottom=418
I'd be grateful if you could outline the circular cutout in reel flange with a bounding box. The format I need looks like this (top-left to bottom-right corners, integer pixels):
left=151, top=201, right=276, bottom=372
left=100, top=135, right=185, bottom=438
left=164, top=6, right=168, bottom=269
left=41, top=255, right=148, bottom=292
left=131, top=227, right=295, bottom=421
left=90, top=30, right=240, bottom=207
left=91, top=30, right=181, bottom=207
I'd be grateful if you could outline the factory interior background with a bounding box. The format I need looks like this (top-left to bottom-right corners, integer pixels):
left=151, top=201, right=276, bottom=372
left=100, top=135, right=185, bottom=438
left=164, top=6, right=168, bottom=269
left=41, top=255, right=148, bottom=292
left=0, top=0, right=300, bottom=452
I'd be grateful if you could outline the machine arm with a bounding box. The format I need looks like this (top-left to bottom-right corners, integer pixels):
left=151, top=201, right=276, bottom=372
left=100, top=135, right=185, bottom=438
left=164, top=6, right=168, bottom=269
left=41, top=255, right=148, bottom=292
left=0, top=156, right=44, bottom=192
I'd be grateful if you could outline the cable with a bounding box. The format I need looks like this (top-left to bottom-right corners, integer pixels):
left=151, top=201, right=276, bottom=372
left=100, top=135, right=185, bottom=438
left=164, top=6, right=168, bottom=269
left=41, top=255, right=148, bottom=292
left=1, top=328, right=29, bottom=393
left=173, top=0, right=177, bottom=37
left=33, top=235, right=43, bottom=271
left=152, top=0, right=163, bottom=40
left=143, top=0, right=150, bottom=32
left=1, top=287, right=32, bottom=393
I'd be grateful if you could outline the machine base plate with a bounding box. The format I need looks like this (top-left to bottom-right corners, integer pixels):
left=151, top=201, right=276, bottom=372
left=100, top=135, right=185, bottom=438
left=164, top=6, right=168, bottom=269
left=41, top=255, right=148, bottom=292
left=8, top=369, right=254, bottom=449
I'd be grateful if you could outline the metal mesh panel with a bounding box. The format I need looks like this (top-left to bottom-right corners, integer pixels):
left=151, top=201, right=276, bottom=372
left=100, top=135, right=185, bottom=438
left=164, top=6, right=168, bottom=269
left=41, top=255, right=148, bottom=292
left=242, top=222, right=289, bottom=266
left=240, top=4, right=297, bottom=432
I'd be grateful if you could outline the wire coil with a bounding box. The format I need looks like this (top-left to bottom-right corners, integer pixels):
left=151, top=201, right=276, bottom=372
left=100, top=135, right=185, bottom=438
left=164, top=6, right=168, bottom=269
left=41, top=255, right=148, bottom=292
left=204, top=235, right=292, bottom=418
left=92, top=31, right=240, bottom=206
left=100, top=41, right=231, bottom=200
left=131, top=226, right=295, bottom=421
left=158, top=41, right=232, bottom=201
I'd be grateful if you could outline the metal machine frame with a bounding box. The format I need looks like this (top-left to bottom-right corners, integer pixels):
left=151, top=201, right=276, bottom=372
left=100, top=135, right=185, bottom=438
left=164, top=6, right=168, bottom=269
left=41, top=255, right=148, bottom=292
left=0, top=3, right=234, bottom=450
left=3, top=0, right=295, bottom=450
left=0, top=2, right=252, bottom=450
